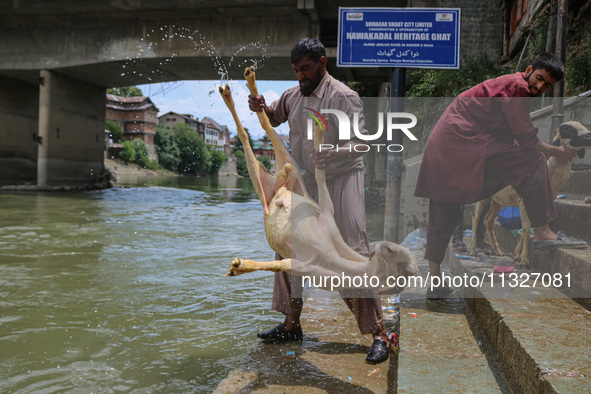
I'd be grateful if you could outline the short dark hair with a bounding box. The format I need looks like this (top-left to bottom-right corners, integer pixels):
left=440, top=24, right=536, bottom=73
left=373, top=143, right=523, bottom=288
left=531, top=52, right=564, bottom=81
left=291, top=38, right=326, bottom=64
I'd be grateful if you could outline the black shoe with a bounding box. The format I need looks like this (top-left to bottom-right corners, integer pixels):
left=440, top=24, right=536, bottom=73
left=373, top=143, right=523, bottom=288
left=366, top=339, right=389, bottom=364
left=426, top=286, right=454, bottom=300
left=257, top=323, right=303, bottom=343
left=452, top=239, right=468, bottom=252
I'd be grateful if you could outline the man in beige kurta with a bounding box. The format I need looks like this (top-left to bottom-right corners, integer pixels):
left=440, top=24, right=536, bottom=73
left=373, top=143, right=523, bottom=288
left=249, top=38, right=389, bottom=365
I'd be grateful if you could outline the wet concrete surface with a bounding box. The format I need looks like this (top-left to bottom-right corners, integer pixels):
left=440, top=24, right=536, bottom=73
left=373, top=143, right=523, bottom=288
left=396, top=255, right=510, bottom=393
left=214, top=290, right=399, bottom=393
left=215, top=242, right=591, bottom=393
left=216, top=168, right=591, bottom=392
left=214, top=251, right=511, bottom=393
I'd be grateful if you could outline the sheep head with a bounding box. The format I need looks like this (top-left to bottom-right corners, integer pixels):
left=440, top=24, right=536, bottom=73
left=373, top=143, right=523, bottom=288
left=552, top=121, right=591, bottom=159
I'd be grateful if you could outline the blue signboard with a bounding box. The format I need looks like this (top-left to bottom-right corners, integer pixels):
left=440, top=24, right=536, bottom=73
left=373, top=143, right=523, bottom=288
left=338, top=8, right=461, bottom=69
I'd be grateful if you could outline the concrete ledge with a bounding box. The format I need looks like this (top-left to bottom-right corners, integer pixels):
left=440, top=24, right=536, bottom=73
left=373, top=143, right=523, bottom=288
left=447, top=252, right=591, bottom=393
left=551, top=200, right=591, bottom=244
left=531, top=248, right=591, bottom=299
left=474, top=222, right=591, bottom=299
left=560, top=170, right=591, bottom=196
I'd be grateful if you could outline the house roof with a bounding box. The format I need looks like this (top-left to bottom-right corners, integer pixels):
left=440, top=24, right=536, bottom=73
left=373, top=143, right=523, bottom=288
left=158, top=111, right=199, bottom=123
left=201, top=116, right=230, bottom=132
left=252, top=139, right=274, bottom=150
left=106, top=94, right=159, bottom=112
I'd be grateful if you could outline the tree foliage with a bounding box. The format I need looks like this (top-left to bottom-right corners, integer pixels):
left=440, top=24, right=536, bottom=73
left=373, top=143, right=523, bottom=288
left=155, top=125, right=181, bottom=171
left=105, top=120, right=123, bottom=142
left=208, top=149, right=228, bottom=174
left=257, top=155, right=272, bottom=171
left=130, top=138, right=152, bottom=169
left=566, top=33, right=591, bottom=95
left=406, top=53, right=503, bottom=97
left=235, top=150, right=248, bottom=176
left=233, top=128, right=254, bottom=153
left=153, top=124, right=232, bottom=176
left=173, top=123, right=211, bottom=174
left=119, top=138, right=159, bottom=169
left=119, top=141, right=135, bottom=163
left=107, top=86, right=144, bottom=97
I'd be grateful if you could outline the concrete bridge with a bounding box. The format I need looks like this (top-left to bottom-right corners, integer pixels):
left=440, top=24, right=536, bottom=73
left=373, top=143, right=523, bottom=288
left=0, top=0, right=502, bottom=188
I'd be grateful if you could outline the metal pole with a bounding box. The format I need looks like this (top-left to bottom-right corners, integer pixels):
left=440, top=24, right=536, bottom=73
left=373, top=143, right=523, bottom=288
left=384, top=67, right=406, bottom=243
left=551, top=0, right=567, bottom=140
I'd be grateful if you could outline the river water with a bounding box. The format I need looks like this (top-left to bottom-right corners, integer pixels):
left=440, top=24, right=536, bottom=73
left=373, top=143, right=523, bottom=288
left=0, top=175, right=385, bottom=393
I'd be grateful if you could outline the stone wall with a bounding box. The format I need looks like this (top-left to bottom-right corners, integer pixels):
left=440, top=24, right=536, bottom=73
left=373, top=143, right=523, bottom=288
left=409, top=0, right=504, bottom=62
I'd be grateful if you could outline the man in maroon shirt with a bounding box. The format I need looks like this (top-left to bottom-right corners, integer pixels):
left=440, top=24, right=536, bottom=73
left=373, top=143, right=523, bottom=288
left=415, top=53, right=585, bottom=299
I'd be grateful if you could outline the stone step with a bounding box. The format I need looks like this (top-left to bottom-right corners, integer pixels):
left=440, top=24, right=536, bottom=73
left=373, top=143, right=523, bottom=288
left=560, top=169, right=591, bottom=197
left=397, top=252, right=511, bottom=392
left=482, top=221, right=591, bottom=299
left=447, top=251, right=591, bottom=393
left=552, top=199, right=591, bottom=244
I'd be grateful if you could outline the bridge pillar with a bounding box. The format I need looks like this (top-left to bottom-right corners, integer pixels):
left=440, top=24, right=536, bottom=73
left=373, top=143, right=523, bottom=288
left=37, top=70, right=107, bottom=187
left=0, top=76, right=39, bottom=185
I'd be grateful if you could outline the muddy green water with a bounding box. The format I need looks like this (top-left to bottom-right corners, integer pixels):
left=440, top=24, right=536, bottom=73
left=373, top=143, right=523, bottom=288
left=0, top=175, right=385, bottom=393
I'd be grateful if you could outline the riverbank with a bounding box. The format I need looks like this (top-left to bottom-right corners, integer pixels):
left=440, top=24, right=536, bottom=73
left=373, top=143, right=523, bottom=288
left=104, top=158, right=179, bottom=181
left=105, top=158, right=239, bottom=182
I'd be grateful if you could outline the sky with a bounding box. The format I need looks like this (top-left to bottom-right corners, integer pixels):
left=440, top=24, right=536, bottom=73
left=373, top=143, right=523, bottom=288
left=137, top=79, right=295, bottom=139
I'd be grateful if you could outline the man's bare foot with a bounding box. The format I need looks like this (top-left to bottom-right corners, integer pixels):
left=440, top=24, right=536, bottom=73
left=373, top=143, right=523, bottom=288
left=533, top=224, right=559, bottom=242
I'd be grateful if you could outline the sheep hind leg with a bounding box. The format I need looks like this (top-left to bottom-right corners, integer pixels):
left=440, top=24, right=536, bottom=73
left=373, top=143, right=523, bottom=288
left=514, top=200, right=532, bottom=266
left=485, top=202, right=504, bottom=256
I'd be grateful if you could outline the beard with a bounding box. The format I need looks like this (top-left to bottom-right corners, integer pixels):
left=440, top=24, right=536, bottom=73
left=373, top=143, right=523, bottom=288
left=299, top=82, right=316, bottom=96
left=298, top=68, right=323, bottom=96
left=524, top=71, right=541, bottom=96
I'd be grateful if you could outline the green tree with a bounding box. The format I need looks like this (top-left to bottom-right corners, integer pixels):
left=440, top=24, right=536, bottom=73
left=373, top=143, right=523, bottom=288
left=235, top=150, right=248, bottom=176
left=173, top=123, right=211, bottom=174
left=155, top=125, right=181, bottom=171
left=107, top=86, right=144, bottom=97
left=233, top=128, right=254, bottom=153
left=406, top=52, right=502, bottom=97
left=566, top=33, right=591, bottom=95
left=119, top=140, right=135, bottom=163
left=257, top=155, right=272, bottom=172
left=208, top=149, right=228, bottom=175
left=105, top=120, right=123, bottom=142
left=130, top=138, right=150, bottom=168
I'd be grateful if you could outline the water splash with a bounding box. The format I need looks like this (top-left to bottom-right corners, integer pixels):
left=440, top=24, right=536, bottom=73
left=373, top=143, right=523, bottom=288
left=117, top=24, right=270, bottom=88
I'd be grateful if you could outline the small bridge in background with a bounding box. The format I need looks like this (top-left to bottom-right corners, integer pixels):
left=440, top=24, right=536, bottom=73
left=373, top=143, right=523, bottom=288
left=0, top=0, right=402, bottom=188
left=0, top=0, right=501, bottom=188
